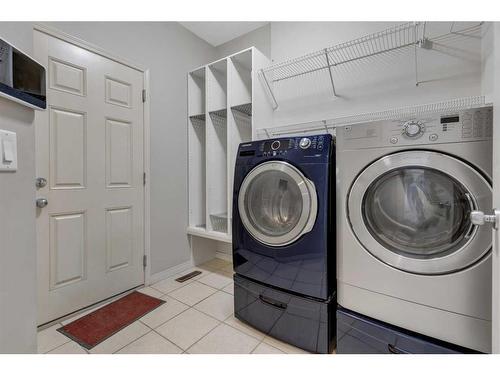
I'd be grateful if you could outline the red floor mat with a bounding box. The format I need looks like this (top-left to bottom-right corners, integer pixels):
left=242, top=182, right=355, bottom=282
left=58, top=291, right=165, bottom=349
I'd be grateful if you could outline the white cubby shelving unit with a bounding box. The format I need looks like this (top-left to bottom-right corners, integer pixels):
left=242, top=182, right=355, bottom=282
left=187, top=47, right=272, bottom=244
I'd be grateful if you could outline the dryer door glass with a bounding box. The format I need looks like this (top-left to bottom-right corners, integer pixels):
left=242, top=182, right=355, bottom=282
left=362, top=167, right=472, bottom=259
left=238, top=161, right=317, bottom=247
left=348, top=150, right=492, bottom=274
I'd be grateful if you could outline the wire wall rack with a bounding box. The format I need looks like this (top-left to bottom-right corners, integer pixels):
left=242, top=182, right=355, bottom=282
left=259, top=22, right=483, bottom=109
left=256, top=95, right=487, bottom=139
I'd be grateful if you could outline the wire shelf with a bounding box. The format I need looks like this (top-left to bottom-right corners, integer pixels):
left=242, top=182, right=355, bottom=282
left=231, top=103, right=252, bottom=117
left=190, top=114, right=205, bottom=121
left=256, top=95, right=487, bottom=139
left=260, top=22, right=425, bottom=107
left=259, top=22, right=483, bottom=109
left=269, top=22, right=423, bottom=82
left=189, top=114, right=206, bottom=127
left=231, top=103, right=252, bottom=129
left=209, top=109, right=227, bottom=128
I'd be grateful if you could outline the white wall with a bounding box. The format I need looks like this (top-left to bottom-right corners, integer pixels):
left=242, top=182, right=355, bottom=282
left=482, top=23, right=494, bottom=101
left=216, top=23, right=271, bottom=59
left=0, top=22, right=37, bottom=353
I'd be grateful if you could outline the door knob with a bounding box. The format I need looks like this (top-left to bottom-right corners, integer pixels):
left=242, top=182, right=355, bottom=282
left=36, top=198, right=48, bottom=208
left=470, top=210, right=500, bottom=230
left=36, top=177, right=47, bottom=188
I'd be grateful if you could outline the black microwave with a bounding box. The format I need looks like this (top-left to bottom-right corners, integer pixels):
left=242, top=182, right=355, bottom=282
left=0, top=37, right=46, bottom=110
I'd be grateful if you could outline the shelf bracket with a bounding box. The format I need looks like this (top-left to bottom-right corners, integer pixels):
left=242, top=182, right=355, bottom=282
left=323, top=120, right=329, bottom=133
left=259, top=69, right=279, bottom=110
left=414, top=22, right=432, bottom=87
left=414, top=42, right=419, bottom=87
left=324, top=49, right=337, bottom=97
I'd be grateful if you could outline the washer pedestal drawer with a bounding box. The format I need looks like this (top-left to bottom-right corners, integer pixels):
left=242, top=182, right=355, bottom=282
left=234, top=274, right=335, bottom=353
left=337, top=308, right=476, bottom=354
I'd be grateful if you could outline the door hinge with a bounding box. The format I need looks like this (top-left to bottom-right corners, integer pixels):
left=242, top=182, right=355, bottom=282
left=143, top=172, right=146, bottom=186
left=142, top=89, right=147, bottom=103
left=143, top=255, right=147, bottom=268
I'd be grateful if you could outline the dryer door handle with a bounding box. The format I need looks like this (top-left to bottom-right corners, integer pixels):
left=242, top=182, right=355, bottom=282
left=471, top=209, right=500, bottom=230
left=302, top=177, right=318, bottom=235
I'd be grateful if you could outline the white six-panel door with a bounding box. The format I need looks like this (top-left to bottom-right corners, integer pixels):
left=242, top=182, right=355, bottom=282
left=34, top=30, right=145, bottom=325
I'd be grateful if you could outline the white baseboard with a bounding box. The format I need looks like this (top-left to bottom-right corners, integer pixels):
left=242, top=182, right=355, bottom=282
left=215, top=251, right=232, bottom=262
left=148, top=260, right=193, bottom=284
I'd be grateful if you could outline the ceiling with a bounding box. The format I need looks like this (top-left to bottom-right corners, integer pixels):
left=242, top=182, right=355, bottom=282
left=179, top=22, right=268, bottom=47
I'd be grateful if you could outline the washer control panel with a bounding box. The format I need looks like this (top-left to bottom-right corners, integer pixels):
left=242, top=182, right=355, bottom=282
left=339, top=106, right=492, bottom=149
left=258, top=135, right=328, bottom=157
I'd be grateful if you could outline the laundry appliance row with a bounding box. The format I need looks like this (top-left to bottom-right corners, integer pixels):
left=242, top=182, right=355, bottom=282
left=230, top=106, right=493, bottom=354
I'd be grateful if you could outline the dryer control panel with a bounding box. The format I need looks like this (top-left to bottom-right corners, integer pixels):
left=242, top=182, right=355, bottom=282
left=258, top=135, right=328, bottom=157
left=338, top=106, right=492, bottom=150
left=236, top=134, right=332, bottom=165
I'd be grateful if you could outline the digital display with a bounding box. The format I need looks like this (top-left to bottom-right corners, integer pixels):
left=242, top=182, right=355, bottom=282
left=239, top=150, right=255, bottom=157
left=441, top=116, right=460, bottom=124
left=263, top=139, right=290, bottom=152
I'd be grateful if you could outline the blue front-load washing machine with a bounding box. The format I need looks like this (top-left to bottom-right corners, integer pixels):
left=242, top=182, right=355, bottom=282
left=232, top=134, right=335, bottom=353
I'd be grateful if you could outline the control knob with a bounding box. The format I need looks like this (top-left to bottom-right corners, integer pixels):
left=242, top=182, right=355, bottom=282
left=299, top=138, right=311, bottom=149
left=403, top=120, right=424, bottom=138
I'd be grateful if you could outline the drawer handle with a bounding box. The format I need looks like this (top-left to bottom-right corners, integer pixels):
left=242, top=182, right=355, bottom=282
left=259, top=294, right=287, bottom=310
left=388, top=343, right=408, bottom=354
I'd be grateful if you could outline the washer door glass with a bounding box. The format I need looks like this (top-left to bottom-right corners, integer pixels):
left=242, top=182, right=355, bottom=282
left=348, top=151, right=492, bottom=274
left=238, top=161, right=317, bottom=247
left=363, top=167, right=472, bottom=259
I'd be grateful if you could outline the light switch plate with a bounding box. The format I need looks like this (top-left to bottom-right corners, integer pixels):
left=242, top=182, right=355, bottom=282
left=0, top=130, right=18, bottom=171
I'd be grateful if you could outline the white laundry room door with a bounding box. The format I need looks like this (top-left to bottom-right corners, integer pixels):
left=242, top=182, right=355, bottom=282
left=34, top=30, right=145, bottom=325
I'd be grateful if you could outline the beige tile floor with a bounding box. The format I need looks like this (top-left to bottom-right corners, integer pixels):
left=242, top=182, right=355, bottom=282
left=38, top=259, right=312, bottom=354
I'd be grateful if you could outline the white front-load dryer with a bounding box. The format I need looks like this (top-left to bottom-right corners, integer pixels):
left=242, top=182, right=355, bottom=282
left=336, top=107, right=493, bottom=353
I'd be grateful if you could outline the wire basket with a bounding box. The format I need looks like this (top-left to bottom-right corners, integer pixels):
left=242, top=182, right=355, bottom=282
left=231, top=103, right=252, bottom=117
left=189, top=114, right=205, bottom=127
left=210, top=213, right=228, bottom=233
left=209, top=109, right=227, bottom=128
